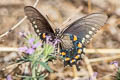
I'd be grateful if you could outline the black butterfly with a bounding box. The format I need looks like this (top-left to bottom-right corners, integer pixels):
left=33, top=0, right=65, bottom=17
left=24, top=6, right=108, bottom=67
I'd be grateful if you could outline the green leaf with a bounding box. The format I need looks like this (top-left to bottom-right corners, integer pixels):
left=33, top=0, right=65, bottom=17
left=31, top=55, right=44, bottom=69
left=43, top=43, right=54, bottom=57
left=16, top=56, right=31, bottom=63
left=39, top=61, right=53, bottom=72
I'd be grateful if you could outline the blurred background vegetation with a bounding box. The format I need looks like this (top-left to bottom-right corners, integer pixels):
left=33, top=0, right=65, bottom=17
left=0, top=0, right=120, bottom=80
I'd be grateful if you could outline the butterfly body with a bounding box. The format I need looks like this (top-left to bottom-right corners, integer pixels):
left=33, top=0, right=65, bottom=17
left=24, top=6, right=108, bottom=67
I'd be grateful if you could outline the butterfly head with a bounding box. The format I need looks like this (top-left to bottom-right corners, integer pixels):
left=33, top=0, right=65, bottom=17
left=55, top=28, right=62, bottom=38
left=55, top=28, right=60, bottom=34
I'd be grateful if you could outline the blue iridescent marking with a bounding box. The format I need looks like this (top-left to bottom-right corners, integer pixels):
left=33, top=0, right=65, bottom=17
left=70, top=34, right=74, bottom=40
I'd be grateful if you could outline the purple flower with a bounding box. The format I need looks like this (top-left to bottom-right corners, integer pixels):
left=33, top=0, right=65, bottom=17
left=18, top=46, right=28, bottom=52
left=28, top=38, right=35, bottom=45
left=53, top=39, right=61, bottom=46
left=7, top=75, right=12, bottom=80
left=32, top=42, right=41, bottom=48
left=46, top=36, right=51, bottom=43
left=26, top=48, right=35, bottom=55
left=111, top=61, right=119, bottom=68
left=93, top=72, right=97, bottom=77
left=89, top=72, right=97, bottom=80
left=19, top=32, right=27, bottom=38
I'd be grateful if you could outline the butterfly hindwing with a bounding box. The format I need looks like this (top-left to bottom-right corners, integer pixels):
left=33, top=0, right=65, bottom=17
left=60, top=13, right=107, bottom=67
left=60, top=34, right=85, bottom=67
left=60, top=34, right=74, bottom=49
left=24, top=6, right=54, bottom=35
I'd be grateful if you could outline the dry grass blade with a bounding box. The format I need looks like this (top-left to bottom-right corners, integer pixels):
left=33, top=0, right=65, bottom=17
left=84, top=56, right=96, bottom=80
left=72, top=65, right=78, bottom=78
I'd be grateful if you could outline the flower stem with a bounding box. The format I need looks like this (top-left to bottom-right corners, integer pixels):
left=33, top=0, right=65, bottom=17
left=32, top=62, right=37, bottom=80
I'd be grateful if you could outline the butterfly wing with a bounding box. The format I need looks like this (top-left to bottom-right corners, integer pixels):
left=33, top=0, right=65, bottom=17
left=60, top=34, right=73, bottom=49
left=24, top=6, right=54, bottom=35
left=61, top=13, right=108, bottom=45
left=60, top=13, right=107, bottom=67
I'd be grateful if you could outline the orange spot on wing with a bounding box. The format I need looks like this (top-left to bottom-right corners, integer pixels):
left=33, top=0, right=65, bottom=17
left=71, top=59, right=75, bottom=63
left=60, top=52, right=66, bottom=56
left=73, top=35, right=77, bottom=41
left=65, top=58, right=70, bottom=61
left=77, top=49, right=82, bottom=54
left=42, top=33, right=46, bottom=38
left=78, top=42, right=82, bottom=48
left=75, top=55, right=79, bottom=59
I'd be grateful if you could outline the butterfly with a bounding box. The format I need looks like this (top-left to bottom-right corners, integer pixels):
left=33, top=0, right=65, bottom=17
left=24, top=6, right=108, bottom=68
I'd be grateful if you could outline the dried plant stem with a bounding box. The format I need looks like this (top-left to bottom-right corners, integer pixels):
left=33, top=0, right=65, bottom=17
left=59, top=6, right=83, bottom=30
left=2, top=62, right=23, bottom=70
left=84, top=56, right=97, bottom=80
left=0, top=47, right=18, bottom=52
left=98, top=73, right=113, bottom=80
left=86, top=49, right=120, bottom=54
left=0, top=16, right=27, bottom=39
left=88, top=0, right=92, bottom=13
left=0, top=48, right=120, bottom=54
left=72, top=65, right=78, bottom=78
left=0, top=0, right=40, bottom=39
left=89, top=55, right=120, bottom=63
left=33, top=0, right=39, bottom=7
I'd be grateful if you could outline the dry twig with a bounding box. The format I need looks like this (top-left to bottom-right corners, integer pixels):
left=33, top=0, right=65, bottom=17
left=0, top=47, right=120, bottom=54
left=88, top=0, right=92, bottom=13
left=84, top=56, right=96, bottom=80
left=0, top=0, right=40, bottom=39
left=72, top=65, right=78, bottom=78
left=86, top=49, right=120, bottom=54
left=89, top=55, right=120, bottom=63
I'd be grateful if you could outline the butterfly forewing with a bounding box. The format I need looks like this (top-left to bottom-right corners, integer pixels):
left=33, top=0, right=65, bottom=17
left=62, top=13, right=108, bottom=45
left=24, top=6, right=54, bottom=35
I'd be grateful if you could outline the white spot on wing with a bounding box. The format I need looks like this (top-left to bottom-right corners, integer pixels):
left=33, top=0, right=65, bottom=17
left=89, top=31, right=93, bottom=34
left=86, top=40, right=90, bottom=43
left=83, top=48, right=86, bottom=52
left=32, top=21, right=36, bottom=24
left=36, top=29, right=40, bottom=33
left=38, top=33, right=41, bottom=35
left=34, top=25, right=37, bottom=28
left=92, top=27, right=95, bottom=30
left=82, top=38, right=85, bottom=43
left=81, top=54, right=84, bottom=58
left=85, top=35, right=90, bottom=38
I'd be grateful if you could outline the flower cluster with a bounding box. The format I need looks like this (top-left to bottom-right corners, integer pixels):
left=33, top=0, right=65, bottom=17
left=7, top=75, right=12, bottom=80
left=111, top=61, right=119, bottom=68
left=15, top=32, right=55, bottom=79
left=19, top=32, right=43, bottom=55
left=111, top=61, right=120, bottom=80
left=19, top=38, right=41, bottom=55
left=89, top=72, right=98, bottom=80
left=45, top=35, right=61, bottom=47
